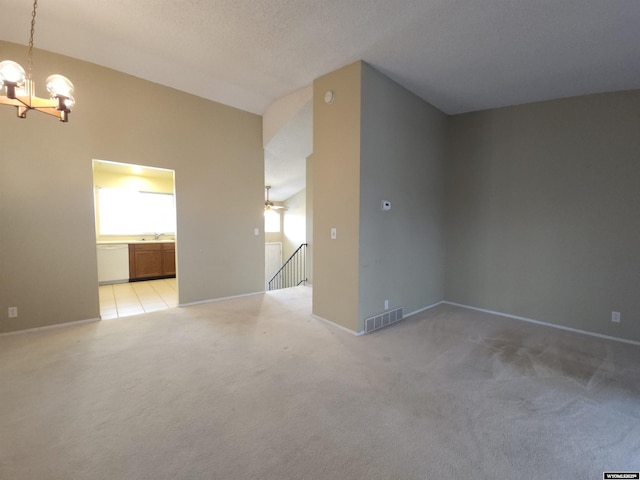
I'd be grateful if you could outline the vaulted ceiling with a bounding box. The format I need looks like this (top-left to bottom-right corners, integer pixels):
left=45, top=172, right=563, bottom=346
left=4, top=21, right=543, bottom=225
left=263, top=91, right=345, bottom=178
left=3, top=0, right=640, bottom=199
left=3, top=0, right=639, bottom=116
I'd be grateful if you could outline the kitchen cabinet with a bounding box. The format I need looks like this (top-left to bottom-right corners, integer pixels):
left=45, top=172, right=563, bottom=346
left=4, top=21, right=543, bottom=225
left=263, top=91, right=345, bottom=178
left=129, top=243, right=176, bottom=280
left=162, top=243, right=176, bottom=276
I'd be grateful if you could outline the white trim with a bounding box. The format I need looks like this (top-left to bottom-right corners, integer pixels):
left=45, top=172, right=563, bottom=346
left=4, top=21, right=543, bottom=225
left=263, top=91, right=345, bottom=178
left=444, top=301, right=640, bottom=347
left=404, top=300, right=446, bottom=319
left=311, top=314, right=363, bottom=336
left=179, top=291, right=264, bottom=307
left=0, top=317, right=101, bottom=336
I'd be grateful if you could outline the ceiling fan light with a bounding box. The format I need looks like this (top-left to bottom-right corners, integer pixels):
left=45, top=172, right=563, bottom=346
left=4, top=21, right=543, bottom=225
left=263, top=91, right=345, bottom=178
left=46, top=74, right=74, bottom=100
left=0, top=60, right=27, bottom=86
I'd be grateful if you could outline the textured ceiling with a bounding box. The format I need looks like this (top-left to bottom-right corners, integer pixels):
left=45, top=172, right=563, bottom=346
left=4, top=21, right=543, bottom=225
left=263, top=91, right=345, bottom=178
left=264, top=100, right=312, bottom=202
left=2, top=0, right=639, bottom=116
left=3, top=1, right=640, bottom=202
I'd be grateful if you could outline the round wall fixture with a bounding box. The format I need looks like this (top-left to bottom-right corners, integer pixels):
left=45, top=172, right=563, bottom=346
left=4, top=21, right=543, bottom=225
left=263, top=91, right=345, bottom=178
left=324, top=90, right=335, bottom=104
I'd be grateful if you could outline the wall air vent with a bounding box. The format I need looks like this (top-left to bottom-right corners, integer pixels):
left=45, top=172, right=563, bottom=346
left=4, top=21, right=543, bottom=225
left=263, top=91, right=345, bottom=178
left=364, top=307, right=403, bottom=334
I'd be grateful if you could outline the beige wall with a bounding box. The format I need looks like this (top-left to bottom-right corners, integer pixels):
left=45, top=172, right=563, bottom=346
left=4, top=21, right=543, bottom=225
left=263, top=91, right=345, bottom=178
left=0, top=41, right=264, bottom=333
left=312, top=62, right=362, bottom=331
left=445, top=90, right=640, bottom=342
left=305, top=155, right=314, bottom=285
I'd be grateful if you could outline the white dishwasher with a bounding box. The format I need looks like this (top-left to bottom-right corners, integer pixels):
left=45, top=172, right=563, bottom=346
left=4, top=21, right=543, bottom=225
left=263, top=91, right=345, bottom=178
left=97, top=244, right=130, bottom=285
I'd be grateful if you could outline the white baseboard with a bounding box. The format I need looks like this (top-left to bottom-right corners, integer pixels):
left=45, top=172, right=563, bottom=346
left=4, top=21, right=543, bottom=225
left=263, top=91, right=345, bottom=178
left=311, top=314, right=363, bottom=336
left=0, top=317, right=101, bottom=336
left=405, top=300, right=446, bottom=319
left=318, top=301, right=447, bottom=336
left=443, top=301, right=640, bottom=347
left=179, top=290, right=264, bottom=307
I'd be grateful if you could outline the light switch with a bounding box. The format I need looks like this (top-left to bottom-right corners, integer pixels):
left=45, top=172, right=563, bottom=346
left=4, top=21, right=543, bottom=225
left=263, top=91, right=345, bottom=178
left=254, top=228, right=260, bottom=236
left=331, top=228, right=337, bottom=240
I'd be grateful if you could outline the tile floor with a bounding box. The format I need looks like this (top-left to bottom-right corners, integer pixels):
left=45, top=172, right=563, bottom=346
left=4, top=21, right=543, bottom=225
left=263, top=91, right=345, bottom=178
left=98, top=278, right=178, bottom=319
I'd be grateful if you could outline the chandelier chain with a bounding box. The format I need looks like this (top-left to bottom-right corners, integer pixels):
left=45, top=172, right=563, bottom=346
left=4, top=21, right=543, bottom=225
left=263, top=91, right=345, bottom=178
left=27, top=0, right=38, bottom=79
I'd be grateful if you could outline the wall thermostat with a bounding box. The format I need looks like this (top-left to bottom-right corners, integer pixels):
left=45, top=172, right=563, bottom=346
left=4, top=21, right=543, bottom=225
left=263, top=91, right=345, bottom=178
left=381, top=200, right=391, bottom=211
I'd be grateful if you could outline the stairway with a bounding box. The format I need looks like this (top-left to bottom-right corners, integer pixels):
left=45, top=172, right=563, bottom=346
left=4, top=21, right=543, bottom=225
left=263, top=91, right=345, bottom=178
left=268, top=244, right=307, bottom=291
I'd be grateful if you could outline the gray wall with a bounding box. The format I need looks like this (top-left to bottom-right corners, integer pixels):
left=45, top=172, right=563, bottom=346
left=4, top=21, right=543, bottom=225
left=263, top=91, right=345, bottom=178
left=0, top=41, right=264, bottom=333
left=313, top=61, right=446, bottom=333
left=445, top=90, right=640, bottom=342
left=359, top=63, right=446, bottom=331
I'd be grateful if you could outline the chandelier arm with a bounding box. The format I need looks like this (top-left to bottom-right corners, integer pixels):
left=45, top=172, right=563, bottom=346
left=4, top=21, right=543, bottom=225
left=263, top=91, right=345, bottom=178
left=0, top=96, right=25, bottom=108
left=33, top=106, right=68, bottom=122
left=23, top=95, right=57, bottom=109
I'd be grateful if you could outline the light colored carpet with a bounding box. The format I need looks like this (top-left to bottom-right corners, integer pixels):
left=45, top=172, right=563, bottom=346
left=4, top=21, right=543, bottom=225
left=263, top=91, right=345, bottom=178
left=1, top=286, right=639, bottom=479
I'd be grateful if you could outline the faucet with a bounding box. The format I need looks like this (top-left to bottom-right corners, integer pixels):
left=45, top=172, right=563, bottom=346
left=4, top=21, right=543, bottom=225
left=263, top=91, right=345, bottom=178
left=154, top=232, right=164, bottom=240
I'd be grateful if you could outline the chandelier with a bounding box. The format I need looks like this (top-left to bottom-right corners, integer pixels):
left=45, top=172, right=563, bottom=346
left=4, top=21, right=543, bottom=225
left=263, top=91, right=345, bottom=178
left=0, top=0, right=75, bottom=122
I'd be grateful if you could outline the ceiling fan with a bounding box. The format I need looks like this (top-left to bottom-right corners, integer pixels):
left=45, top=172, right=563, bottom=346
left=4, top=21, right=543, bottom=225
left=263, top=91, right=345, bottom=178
left=265, top=186, right=286, bottom=211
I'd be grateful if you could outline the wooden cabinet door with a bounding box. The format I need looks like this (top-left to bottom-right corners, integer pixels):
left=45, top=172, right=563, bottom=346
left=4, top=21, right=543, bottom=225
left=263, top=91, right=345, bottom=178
left=162, top=244, right=176, bottom=276
left=129, top=243, right=163, bottom=279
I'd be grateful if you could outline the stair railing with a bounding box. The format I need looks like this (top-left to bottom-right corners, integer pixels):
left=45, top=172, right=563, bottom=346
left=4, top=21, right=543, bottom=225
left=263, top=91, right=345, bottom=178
left=268, top=243, right=307, bottom=291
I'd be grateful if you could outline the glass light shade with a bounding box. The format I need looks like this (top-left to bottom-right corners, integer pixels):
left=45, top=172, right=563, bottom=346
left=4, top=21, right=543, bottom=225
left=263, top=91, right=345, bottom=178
left=63, top=94, right=75, bottom=109
left=46, top=74, right=74, bottom=99
left=0, top=60, right=27, bottom=86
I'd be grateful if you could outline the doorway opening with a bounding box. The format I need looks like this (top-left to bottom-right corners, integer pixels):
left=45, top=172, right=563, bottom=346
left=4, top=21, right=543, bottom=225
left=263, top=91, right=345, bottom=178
left=265, top=242, right=283, bottom=289
left=263, top=186, right=309, bottom=291
left=92, top=159, right=178, bottom=319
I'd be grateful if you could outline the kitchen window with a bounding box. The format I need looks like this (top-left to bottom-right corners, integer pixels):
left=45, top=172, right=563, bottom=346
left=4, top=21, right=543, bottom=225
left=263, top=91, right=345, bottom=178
left=97, top=187, right=176, bottom=235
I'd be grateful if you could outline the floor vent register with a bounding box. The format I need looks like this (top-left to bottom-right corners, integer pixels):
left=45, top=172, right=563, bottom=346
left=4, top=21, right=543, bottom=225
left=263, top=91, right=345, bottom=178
left=364, top=307, right=404, bottom=334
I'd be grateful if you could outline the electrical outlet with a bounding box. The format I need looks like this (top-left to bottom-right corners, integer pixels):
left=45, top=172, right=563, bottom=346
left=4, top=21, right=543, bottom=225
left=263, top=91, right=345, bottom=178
left=611, top=311, right=621, bottom=323
left=8, top=307, right=18, bottom=318
left=384, top=300, right=389, bottom=310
